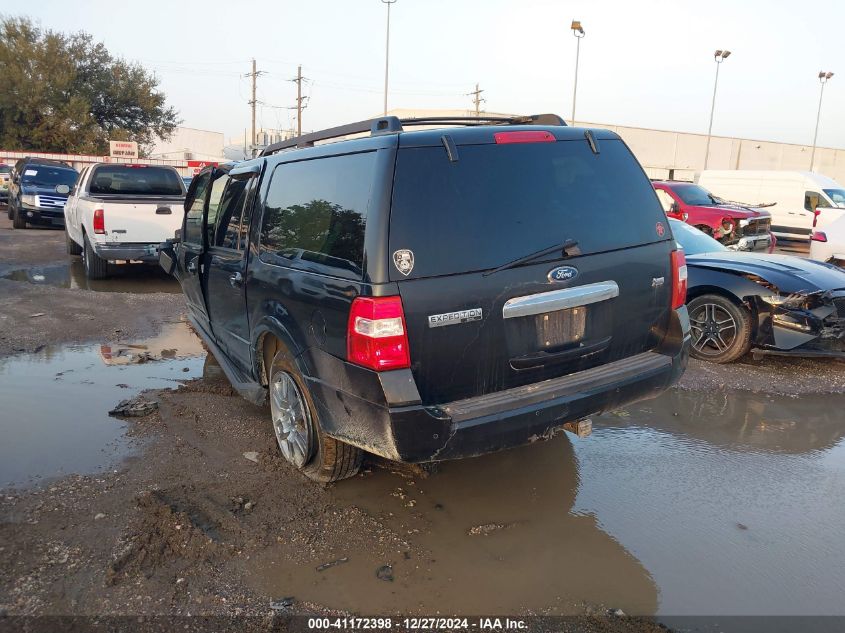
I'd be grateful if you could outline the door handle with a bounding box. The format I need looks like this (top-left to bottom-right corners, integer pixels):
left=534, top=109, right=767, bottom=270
left=187, top=259, right=198, bottom=273
left=229, top=271, right=243, bottom=287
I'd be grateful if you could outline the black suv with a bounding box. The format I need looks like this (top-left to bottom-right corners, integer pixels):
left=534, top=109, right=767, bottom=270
left=7, top=157, right=78, bottom=229
left=161, top=114, right=691, bottom=482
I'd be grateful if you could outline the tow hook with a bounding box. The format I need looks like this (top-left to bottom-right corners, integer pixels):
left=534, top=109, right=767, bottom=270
left=563, top=417, right=593, bottom=438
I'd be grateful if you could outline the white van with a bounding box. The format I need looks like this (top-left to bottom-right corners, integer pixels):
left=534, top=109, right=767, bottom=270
left=697, top=170, right=845, bottom=241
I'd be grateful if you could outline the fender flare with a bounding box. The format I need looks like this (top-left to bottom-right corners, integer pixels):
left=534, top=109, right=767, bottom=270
left=251, top=317, right=311, bottom=386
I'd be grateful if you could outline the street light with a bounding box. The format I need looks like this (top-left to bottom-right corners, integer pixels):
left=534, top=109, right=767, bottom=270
left=703, top=49, right=731, bottom=170
left=570, top=19, right=585, bottom=126
left=810, top=71, right=834, bottom=171
left=381, top=0, right=397, bottom=116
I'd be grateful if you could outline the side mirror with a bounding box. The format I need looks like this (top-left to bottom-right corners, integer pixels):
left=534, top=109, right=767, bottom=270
left=55, top=184, right=70, bottom=195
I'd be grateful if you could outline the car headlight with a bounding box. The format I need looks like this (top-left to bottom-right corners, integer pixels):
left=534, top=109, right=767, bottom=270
left=763, top=294, right=788, bottom=305
left=21, top=194, right=39, bottom=206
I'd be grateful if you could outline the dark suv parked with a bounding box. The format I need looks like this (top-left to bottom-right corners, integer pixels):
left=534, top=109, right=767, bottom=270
left=161, top=114, right=691, bottom=481
left=7, top=157, right=78, bottom=228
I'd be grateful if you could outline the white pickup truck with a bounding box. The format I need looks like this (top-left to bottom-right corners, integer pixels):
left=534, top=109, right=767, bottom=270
left=64, top=163, right=186, bottom=278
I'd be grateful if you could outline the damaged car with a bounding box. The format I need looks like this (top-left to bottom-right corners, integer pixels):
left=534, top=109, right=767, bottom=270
left=670, top=218, right=845, bottom=362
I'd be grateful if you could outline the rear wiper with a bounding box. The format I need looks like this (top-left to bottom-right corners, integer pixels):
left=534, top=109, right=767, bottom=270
left=482, top=239, right=579, bottom=277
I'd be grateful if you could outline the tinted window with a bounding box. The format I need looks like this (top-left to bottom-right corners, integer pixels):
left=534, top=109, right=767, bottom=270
left=184, top=172, right=210, bottom=245
left=21, top=166, right=78, bottom=188
left=259, top=152, right=375, bottom=278
left=805, top=191, right=831, bottom=210
left=207, top=175, right=228, bottom=244
left=214, top=178, right=251, bottom=249
left=390, top=139, right=668, bottom=278
left=89, top=165, right=183, bottom=196
left=672, top=183, right=717, bottom=206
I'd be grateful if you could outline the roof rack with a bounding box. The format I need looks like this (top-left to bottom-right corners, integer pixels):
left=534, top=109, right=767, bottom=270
left=259, top=113, right=566, bottom=157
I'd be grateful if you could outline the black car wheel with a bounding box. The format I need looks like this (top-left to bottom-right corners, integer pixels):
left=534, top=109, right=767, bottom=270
left=269, top=349, right=362, bottom=482
left=688, top=294, right=752, bottom=363
left=11, top=205, right=26, bottom=229
left=82, top=233, right=109, bottom=279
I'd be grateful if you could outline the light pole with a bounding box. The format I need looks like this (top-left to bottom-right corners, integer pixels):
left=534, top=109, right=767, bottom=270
left=381, top=0, right=397, bottom=116
left=570, top=20, right=585, bottom=126
left=810, top=71, right=834, bottom=171
left=703, top=49, right=731, bottom=170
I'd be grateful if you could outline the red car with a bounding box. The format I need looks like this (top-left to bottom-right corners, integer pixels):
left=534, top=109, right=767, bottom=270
left=653, top=180, right=774, bottom=252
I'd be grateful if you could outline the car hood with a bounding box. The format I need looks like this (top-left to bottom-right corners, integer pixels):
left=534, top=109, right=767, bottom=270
left=686, top=251, right=845, bottom=293
left=686, top=203, right=771, bottom=219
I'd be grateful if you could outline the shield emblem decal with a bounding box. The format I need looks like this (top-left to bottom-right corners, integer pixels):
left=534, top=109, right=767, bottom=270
left=393, top=249, right=415, bottom=276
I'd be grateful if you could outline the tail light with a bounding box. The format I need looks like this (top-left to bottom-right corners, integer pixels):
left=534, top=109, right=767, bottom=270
left=494, top=131, right=555, bottom=144
left=347, top=296, right=410, bottom=371
left=92, top=209, right=105, bottom=234
left=670, top=250, right=688, bottom=310
left=811, top=231, right=828, bottom=243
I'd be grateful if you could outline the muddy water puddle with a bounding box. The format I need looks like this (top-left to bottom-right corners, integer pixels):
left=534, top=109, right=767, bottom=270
left=0, top=321, right=204, bottom=487
left=256, top=388, right=845, bottom=617
left=2, top=260, right=180, bottom=293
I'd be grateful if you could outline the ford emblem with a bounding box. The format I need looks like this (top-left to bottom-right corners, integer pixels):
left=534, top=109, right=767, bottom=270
left=548, top=266, right=578, bottom=283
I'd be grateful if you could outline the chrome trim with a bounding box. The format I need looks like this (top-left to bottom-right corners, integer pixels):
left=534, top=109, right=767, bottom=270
left=502, top=281, right=619, bottom=319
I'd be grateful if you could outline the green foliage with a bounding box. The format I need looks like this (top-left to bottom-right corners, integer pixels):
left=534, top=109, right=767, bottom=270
left=0, top=16, right=179, bottom=155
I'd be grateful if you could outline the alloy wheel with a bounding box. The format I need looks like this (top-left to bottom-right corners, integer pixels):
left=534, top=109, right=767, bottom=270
left=269, top=372, right=312, bottom=468
left=689, top=302, right=738, bottom=356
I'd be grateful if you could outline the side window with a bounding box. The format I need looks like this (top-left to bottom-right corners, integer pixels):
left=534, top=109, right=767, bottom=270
left=655, top=189, right=676, bottom=213
left=259, top=152, right=375, bottom=279
left=212, top=177, right=251, bottom=250
left=206, top=175, right=229, bottom=244
left=184, top=172, right=211, bottom=245
left=805, top=191, right=830, bottom=210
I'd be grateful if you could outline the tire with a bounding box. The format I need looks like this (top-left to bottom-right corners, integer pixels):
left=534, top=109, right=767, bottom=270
left=82, top=233, right=109, bottom=279
left=268, top=350, right=362, bottom=482
left=688, top=293, right=752, bottom=363
left=11, top=206, right=26, bottom=229
left=66, top=229, right=82, bottom=256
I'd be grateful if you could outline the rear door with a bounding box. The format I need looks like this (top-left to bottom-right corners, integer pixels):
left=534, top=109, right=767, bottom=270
left=174, top=168, right=214, bottom=331
left=86, top=165, right=185, bottom=242
left=389, top=134, right=676, bottom=405
left=205, top=169, right=259, bottom=371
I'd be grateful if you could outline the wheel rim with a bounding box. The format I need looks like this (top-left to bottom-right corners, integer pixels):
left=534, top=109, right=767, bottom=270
left=269, top=372, right=312, bottom=468
left=689, top=302, right=738, bottom=356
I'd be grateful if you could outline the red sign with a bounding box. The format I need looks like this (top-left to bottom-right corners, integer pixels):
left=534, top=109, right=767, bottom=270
left=186, top=160, right=219, bottom=176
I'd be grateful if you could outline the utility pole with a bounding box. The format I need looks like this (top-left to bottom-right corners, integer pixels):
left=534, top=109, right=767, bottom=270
left=296, top=65, right=303, bottom=137
left=469, top=83, right=485, bottom=116
left=570, top=20, right=585, bottom=126
left=381, top=0, right=397, bottom=116
left=245, top=59, right=265, bottom=157
left=704, top=49, right=731, bottom=170
left=810, top=71, right=834, bottom=171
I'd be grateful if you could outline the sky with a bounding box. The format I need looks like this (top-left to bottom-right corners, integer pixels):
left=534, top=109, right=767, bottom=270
left=5, top=0, right=845, bottom=148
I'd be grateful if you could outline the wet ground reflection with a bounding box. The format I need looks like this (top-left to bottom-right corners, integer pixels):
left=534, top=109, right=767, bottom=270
left=2, top=260, right=180, bottom=293
left=0, top=322, right=204, bottom=487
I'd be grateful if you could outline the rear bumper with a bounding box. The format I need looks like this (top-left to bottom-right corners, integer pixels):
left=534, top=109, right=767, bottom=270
left=309, top=307, right=690, bottom=463
left=93, top=242, right=159, bottom=262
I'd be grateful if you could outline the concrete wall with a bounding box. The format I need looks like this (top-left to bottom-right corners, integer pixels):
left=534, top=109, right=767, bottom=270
left=148, top=126, right=224, bottom=162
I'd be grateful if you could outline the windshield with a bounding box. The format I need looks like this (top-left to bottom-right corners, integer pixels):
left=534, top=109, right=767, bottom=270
left=670, top=219, right=726, bottom=255
left=823, top=189, right=845, bottom=208
left=673, top=184, right=717, bottom=206
left=21, top=166, right=78, bottom=188
left=390, top=139, right=668, bottom=278
left=89, top=165, right=184, bottom=196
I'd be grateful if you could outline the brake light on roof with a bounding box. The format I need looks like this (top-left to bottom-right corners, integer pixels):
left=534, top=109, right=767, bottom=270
left=810, top=231, right=827, bottom=242
left=347, top=296, right=410, bottom=371
left=93, top=209, right=105, bottom=234
left=493, top=131, right=555, bottom=144
left=670, top=250, right=687, bottom=310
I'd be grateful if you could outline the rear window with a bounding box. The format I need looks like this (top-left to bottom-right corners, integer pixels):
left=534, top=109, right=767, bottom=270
left=389, top=139, right=668, bottom=278
left=89, top=165, right=184, bottom=196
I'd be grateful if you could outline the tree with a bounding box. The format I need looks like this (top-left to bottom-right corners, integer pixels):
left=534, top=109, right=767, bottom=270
left=0, top=16, right=179, bottom=155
